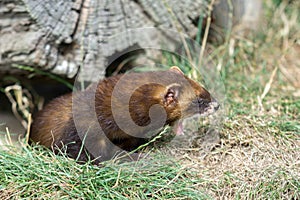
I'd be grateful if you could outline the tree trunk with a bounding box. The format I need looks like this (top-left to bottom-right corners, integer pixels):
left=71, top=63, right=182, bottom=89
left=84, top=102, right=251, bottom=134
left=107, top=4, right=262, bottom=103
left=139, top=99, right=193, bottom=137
left=0, top=0, right=209, bottom=81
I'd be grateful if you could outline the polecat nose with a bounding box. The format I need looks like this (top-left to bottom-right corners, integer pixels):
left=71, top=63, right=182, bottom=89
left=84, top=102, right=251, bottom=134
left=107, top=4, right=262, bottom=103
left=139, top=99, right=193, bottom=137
left=211, top=98, right=220, bottom=110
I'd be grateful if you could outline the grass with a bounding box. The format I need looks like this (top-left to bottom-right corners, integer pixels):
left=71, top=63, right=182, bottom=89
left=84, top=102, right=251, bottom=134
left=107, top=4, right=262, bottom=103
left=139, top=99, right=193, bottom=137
left=0, top=0, right=300, bottom=199
left=0, top=146, right=209, bottom=199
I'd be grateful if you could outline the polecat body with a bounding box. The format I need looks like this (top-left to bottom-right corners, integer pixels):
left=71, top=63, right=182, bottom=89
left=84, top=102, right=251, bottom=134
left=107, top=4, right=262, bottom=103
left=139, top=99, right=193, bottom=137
left=30, top=67, right=219, bottom=163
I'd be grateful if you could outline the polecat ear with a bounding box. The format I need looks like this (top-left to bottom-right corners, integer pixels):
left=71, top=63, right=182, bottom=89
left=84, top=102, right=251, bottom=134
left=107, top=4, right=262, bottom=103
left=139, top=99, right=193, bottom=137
left=169, top=66, right=184, bottom=75
left=164, top=83, right=182, bottom=106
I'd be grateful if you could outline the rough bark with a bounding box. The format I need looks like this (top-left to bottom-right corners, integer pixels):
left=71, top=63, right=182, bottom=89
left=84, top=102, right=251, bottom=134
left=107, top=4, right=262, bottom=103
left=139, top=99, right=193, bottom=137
left=0, top=0, right=209, bottom=81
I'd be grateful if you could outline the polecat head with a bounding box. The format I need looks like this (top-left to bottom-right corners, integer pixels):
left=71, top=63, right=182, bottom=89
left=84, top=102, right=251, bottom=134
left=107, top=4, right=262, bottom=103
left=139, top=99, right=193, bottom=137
left=160, top=66, right=220, bottom=122
left=105, top=66, right=219, bottom=137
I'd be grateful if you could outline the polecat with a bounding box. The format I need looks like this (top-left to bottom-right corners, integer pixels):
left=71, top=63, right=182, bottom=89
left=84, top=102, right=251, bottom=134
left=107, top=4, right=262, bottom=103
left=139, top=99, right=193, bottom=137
left=30, top=66, right=219, bottom=163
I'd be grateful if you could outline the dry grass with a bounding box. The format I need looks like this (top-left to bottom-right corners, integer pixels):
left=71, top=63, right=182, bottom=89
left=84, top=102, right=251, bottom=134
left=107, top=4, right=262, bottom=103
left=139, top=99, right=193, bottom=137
left=165, top=112, right=299, bottom=198
left=159, top=0, right=300, bottom=199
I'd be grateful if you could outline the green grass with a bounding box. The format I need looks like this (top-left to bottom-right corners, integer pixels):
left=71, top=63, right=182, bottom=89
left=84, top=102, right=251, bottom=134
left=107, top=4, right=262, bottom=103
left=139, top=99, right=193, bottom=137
left=12, top=65, right=74, bottom=90
left=0, top=146, right=209, bottom=199
left=1, top=0, right=300, bottom=199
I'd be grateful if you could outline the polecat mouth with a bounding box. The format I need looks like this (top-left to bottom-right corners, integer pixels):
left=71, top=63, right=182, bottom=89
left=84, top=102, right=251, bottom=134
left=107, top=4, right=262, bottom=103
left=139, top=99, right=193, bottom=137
left=173, top=101, right=220, bottom=136
left=172, top=119, right=184, bottom=136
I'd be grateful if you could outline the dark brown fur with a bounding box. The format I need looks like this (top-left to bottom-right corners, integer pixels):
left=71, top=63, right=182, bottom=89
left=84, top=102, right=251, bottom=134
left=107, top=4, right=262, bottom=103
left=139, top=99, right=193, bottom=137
left=30, top=67, right=219, bottom=163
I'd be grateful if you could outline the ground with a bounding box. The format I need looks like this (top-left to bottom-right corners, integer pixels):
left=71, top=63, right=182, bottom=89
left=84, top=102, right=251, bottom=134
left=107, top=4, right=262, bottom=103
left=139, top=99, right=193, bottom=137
left=0, top=0, right=299, bottom=199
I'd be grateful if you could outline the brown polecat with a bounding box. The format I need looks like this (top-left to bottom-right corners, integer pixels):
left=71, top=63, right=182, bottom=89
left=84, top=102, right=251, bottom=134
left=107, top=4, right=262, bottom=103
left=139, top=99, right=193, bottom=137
left=30, top=66, right=219, bottom=163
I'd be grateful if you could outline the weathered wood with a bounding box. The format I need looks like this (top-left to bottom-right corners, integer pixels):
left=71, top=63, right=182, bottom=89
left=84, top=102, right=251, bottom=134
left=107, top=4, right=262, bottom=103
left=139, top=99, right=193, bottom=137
left=1, top=0, right=210, bottom=81
left=1, top=0, right=261, bottom=81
